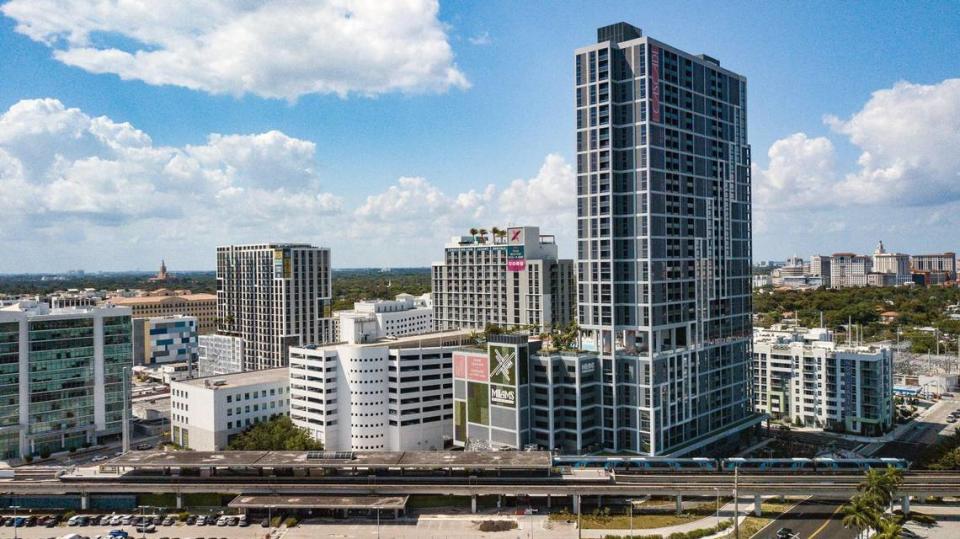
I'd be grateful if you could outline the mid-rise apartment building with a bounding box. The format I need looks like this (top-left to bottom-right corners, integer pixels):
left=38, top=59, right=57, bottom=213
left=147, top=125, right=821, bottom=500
left=197, top=334, right=245, bottom=378
left=911, top=252, right=957, bottom=281
left=217, top=243, right=334, bottom=371
left=338, top=293, right=433, bottom=344
left=288, top=331, right=469, bottom=451
left=809, top=255, right=831, bottom=288
left=0, top=301, right=132, bottom=460
left=108, top=293, right=217, bottom=334
left=830, top=253, right=873, bottom=288
left=574, top=23, right=759, bottom=455
left=753, top=326, right=894, bottom=436
left=169, top=368, right=290, bottom=450
left=431, top=226, right=575, bottom=333
left=132, top=315, right=198, bottom=367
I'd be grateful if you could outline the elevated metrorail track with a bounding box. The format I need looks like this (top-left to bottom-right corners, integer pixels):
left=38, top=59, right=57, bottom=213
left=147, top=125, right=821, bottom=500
left=6, top=472, right=960, bottom=498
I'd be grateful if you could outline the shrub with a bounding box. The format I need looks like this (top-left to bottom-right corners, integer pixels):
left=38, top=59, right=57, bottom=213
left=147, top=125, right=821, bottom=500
left=283, top=516, right=298, bottom=528
left=23, top=455, right=33, bottom=463
left=40, top=450, right=51, bottom=459
left=477, top=520, right=518, bottom=532
left=178, top=512, right=189, bottom=522
left=63, top=510, right=77, bottom=520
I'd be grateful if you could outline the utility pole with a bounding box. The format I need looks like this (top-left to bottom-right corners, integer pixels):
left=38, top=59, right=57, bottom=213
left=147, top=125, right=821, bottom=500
left=734, top=466, right=740, bottom=539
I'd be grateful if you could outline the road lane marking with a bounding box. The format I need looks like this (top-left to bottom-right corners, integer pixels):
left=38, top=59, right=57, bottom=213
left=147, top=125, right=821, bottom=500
left=808, top=504, right=845, bottom=539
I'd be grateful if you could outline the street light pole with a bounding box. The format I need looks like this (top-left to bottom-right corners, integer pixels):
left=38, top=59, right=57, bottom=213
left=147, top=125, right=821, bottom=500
left=376, top=507, right=380, bottom=539
left=10, top=505, right=20, bottom=539
left=629, top=501, right=633, bottom=537
left=714, top=487, right=720, bottom=530
left=734, top=466, right=740, bottom=539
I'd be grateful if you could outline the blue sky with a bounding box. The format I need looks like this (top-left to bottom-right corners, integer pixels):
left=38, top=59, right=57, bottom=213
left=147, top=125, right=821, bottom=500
left=0, top=1, right=958, bottom=271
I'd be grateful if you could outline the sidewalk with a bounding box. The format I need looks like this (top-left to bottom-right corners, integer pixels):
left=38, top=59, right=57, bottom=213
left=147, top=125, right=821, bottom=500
left=579, top=498, right=761, bottom=539
left=791, top=397, right=949, bottom=447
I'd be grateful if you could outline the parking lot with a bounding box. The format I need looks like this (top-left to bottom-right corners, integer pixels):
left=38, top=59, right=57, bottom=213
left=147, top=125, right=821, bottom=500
left=0, top=513, right=575, bottom=539
left=0, top=513, right=270, bottom=539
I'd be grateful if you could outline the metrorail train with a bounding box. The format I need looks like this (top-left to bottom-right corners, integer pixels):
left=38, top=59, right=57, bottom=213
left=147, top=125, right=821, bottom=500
left=552, top=456, right=909, bottom=473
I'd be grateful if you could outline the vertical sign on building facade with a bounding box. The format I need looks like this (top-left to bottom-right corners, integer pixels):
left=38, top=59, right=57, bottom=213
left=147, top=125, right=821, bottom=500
left=506, top=245, right=526, bottom=272
left=650, top=44, right=661, bottom=123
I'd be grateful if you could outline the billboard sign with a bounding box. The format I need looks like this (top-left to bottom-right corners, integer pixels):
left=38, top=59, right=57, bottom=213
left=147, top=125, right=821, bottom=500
left=506, top=245, right=525, bottom=272
left=490, top=384, right=516, bottom=408
left=650, top=44, right=661, bottom=123
left=467, top=353, right=488, bottom=382
left=489, top=345, right=517, bottom=386
left=508, top=227, right=524, bottom=245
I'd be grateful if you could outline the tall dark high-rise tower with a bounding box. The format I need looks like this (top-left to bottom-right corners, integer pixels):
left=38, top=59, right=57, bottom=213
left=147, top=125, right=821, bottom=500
left=575, top=23, right=758, bottom=455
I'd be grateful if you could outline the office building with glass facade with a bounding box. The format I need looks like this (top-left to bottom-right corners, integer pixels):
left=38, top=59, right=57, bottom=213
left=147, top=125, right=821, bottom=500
left=0, top=301, right=132, bottom=461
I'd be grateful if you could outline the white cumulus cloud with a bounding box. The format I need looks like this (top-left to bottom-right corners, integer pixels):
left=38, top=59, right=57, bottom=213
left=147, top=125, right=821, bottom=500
left=0, top=0, right=469, bottom=100
left=754, top=78, right=960, bottom=210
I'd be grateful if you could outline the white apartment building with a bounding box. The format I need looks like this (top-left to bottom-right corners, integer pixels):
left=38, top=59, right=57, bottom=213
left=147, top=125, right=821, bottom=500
left=197, top=334, right=245, bottom=377
left=217, top=243, right=334, bottom=370
left=132, top=315, right=198, bottom=367
left=830, top=253, right=873, bottom=288
left=169, top=368, right=290, bottom=450
left=431, top=226, right=575, bottom=333
left=288, top=331, right=470, bottom=451
left=753, top=326, right=894, bottom=436
left=337, top=293, right=433, bottom=345
left=0, top=301, right=132, bottom=460
left=872, top=241, right=911, bottom=286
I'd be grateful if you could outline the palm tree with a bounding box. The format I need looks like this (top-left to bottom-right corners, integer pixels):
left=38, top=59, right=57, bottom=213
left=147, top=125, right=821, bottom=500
left=478, top=228, right=489, bottom=243
left=873, top=518, right=904, bottom=539
left=842, top=494, right=881, bottom=539
left=469, top=227, right=479, bottom=238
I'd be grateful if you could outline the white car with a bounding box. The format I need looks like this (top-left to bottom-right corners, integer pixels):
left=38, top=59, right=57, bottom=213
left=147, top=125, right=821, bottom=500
left=109, top=515, right=123, bottom=526
left=91, top=455, right=109, bottom=462
left=195, top=516, right=207, bottom=526
left=217, top=516, right=228, bottom=526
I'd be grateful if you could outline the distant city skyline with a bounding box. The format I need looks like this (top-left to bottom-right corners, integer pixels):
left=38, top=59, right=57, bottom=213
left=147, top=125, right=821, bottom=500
left=1, top=1, right=959, bottom=272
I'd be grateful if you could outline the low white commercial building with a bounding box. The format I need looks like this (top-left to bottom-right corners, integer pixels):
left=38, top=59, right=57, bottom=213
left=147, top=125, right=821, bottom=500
left=169, top=368, right=290, bottom=450
left=197, top=334, right=245, bottom=377
left=289, top=331, right=470, bottom=452
left=753, top=326, right=895, bottom=436
left=337, top=293, right=433, bottom=344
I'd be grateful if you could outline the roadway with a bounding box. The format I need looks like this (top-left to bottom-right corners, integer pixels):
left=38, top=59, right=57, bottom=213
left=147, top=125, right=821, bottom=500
left=753, top=499, right=855, bottom=539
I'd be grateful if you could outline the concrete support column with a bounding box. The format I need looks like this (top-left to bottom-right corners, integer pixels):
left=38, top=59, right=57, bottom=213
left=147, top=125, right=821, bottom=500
left=81, top=493, right=89, bottom=510
left=754, top=495, right=762, bottom=517
left=176, top=492, right=183, bottom=509
left=471, top=495, right=477, bottom=514
left=547, top=495, right=551, bottom=508
left=676, top=495, right=683, bottom=516
left=394, top=509, right=398, bottom=518
left=902, top=495, right=910, bottom=516
left=572, top=494, right=580, bottom=514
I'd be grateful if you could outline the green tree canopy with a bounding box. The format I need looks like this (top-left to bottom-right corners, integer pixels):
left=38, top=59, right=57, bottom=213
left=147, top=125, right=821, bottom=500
left=226, top=416, right=323, bottom=451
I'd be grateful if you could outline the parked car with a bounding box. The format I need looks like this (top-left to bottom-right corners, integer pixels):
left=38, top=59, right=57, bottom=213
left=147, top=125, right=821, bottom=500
left=45, top=515, right=60, bottom=527
left=135, top=443, right=153, bottom=450
left=25, top=516, right=38, bottom=526
left=196, top=515, right=207, bottom=526
left=227, top=517, right=238, bottom=526
left=216, top=516, right=228, bottom=526
left=120, top=515, right=133, bottom=526
left=135, top=524, right=156, bottom=534
left=185, top=515, right=196, bottom=525
left=108, top=529, right=129, bottom=538
left=67, top=515, right=82, bottom=526
left=160, top=517, right=174, bottom=526
left=260, top=518, right=269, bottom=528
left=238, top=516, right=248, bottom=528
